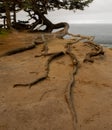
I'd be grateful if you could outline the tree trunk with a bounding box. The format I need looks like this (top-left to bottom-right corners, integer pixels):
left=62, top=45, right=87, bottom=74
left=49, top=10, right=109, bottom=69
left=4, top=1, right=11, bottom=29
left=31, top=5, right=69, bottom=34
left=27, top=0, right=69, bottom=35
left=13, top=0, right=16, bottom=24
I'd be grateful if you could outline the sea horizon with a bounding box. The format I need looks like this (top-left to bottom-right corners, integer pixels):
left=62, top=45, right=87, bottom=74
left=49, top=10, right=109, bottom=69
left=69, top=23, right=112, bottom=48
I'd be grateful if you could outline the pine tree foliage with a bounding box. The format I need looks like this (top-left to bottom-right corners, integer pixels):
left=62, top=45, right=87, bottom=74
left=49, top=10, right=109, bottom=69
left=0, top=0, right=94, bottom=31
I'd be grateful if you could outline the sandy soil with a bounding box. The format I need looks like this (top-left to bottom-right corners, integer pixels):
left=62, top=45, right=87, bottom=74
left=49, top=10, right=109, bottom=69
left=0, top=32, right=112, bottom=130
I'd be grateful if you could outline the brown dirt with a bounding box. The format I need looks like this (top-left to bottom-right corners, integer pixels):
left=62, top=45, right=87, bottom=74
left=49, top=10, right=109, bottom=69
left=0, top=31, right=112, bottom=130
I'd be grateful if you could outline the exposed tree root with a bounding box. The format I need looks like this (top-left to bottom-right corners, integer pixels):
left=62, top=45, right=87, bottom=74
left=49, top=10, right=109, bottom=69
left=35, top=52, right=62, bottom=57
left=0, top=28, right=100, bottom=60
left=0, top=43, right=36, bottom=57
left=83, top=41, right=104, bottom=63
left=0, top=29, right=104, bottom=130
left=41, top=34, right=49, bottom=55
left=65, top=44, right=79, bottom=129
left=67, top=33, right=95, bottom=41
left=13, top=51, right=65, bottom=88
left=52, top=22, right=69, bottom=38
left=0, top=34, right=47, bottom=57
left=1, top=28, right=104, bottom=130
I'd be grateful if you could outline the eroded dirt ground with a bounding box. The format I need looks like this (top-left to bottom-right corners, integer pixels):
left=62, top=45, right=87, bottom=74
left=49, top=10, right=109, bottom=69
left=0, top=32, right=112, bottom=130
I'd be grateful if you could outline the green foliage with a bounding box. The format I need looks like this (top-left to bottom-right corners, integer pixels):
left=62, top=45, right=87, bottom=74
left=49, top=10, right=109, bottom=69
left=0, top=0, right=94, bottom=17
left=47, top=0, right=94, bottom=11
left=0, top=28, right=10, bottom=36
left=0, top=0, right=94, bottom=31
left=0, top=0, right=94, bottom=14
left=21, top=0, right=94, bottom=14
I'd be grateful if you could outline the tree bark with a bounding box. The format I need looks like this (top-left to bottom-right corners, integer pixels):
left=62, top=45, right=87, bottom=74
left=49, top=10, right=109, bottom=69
left=4, top=1, right=11, bottom=29
left=13, top=0, right=16, bottom=24
left=29, top=1, right=69, bottom=34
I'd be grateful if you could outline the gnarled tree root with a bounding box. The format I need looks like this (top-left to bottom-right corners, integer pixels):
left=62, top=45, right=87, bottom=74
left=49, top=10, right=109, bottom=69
left=0, top=43, right=36, bottom=57
left=65, top=44, right=79, bottom=129
left=13, top=51, right=64, bottom=88
left=0, top=34, right=46, bottom=57
left=83, top=41, right=104, bottom=63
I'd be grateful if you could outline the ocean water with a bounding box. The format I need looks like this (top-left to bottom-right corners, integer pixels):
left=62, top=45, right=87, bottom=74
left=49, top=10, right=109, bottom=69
left=69, top=24, right=112, bottom=48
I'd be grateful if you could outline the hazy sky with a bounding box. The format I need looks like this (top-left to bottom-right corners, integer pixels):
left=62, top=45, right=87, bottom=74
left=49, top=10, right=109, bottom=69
left=47, top=0, right=112, bottom=24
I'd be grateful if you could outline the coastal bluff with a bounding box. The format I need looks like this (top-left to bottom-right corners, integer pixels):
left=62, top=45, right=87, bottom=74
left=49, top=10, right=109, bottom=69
left=0, top=32, right=112, bottom=130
